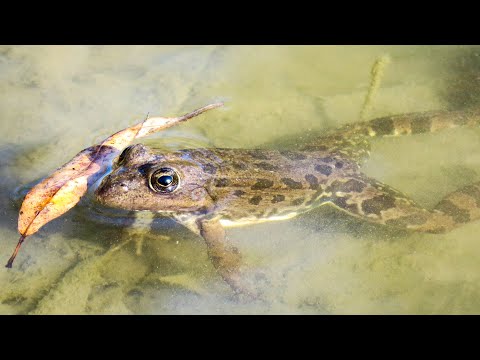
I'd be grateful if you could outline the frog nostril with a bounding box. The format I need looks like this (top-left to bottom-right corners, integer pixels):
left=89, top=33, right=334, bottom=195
left=119, top=182, right=129, bottom=192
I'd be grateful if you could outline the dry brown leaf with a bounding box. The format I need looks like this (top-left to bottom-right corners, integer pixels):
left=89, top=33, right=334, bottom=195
left=6, top=102, right=223, bottom=268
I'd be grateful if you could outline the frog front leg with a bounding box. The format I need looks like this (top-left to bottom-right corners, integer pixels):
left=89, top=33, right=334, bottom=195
left=196, top=218, right=260, bottom=298
left=320, top=173, right=460, bottom=233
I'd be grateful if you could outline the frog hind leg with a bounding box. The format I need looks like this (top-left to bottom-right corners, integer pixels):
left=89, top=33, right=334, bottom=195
left=319, top=173, right=472, bottom=233
left=305, top=108, right=480, bottom=165
left=432, top=182, right=480, bottom=230
left=356, top=108, right=480, bottom=138
left=303, top=131, right=372, bottom=165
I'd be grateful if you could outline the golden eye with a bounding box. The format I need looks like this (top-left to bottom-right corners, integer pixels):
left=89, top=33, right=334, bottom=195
left=149, top=168, right=179, bottom=193
left=117, top=145, right=134, bottom=166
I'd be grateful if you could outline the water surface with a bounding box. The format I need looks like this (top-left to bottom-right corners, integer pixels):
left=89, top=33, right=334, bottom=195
left=2, top=45, right=480, bottom=314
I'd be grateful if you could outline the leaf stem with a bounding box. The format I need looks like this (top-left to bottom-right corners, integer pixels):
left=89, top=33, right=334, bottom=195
left=5, top=235, right=26, bottom=268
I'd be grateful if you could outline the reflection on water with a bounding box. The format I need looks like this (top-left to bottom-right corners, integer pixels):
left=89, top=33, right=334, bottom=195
left=1, top=45, right=480, bottom=314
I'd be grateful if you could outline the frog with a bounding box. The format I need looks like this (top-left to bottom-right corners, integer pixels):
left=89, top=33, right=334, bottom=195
left=94, top=107, right=480, bottom=296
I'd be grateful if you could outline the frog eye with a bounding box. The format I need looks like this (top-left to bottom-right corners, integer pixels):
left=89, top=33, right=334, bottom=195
left=149, top=168, right=180, bottom=193
left=117, top=145, right=134, bottom=166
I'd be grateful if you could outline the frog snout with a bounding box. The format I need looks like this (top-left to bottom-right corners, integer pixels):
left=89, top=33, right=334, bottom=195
left=94, top=177, right=112, bottom=203
left=95, top=176, right=129, bottom=204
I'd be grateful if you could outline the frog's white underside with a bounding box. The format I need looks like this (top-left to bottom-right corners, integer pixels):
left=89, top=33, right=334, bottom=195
left=219, top=212, right=299, bottom=228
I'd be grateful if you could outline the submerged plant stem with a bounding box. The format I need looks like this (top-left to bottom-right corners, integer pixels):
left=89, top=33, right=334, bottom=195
left=359, top=55, right=391, bottom=121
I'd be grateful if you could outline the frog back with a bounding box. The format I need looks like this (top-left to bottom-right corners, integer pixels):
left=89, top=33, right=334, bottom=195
left=197, top=148, right=359, bottom=224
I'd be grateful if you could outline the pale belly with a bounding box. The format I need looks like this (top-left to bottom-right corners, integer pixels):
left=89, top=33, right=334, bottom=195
left=219, top=212, right=299, bottom=228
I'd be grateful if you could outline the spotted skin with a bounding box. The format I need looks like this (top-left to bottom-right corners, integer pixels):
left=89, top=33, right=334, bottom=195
left=96, top=107, right=480, bottom=296
left=272, top=194, right=285, bottom=203
left=251, top=179, right=274, bottom=190
left=249, top=195, right=263, bottom=205
left=305, top=174, right=319, bottom=190
left=315, top=164, right=333, bottom=176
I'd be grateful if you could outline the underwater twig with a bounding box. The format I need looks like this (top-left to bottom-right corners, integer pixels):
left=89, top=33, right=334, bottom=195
left=359, top=55, right=391, bottom=121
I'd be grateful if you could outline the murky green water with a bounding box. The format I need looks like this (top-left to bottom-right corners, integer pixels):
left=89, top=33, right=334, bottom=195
left=2, top=45, right=480, bottom=314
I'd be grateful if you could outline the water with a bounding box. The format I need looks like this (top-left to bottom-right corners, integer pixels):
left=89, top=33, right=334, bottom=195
left=2, top=45, right=480, bottom=314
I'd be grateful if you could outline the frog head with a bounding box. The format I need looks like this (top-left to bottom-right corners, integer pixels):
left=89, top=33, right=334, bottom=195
left=95, top=144, right=215, bottom=214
